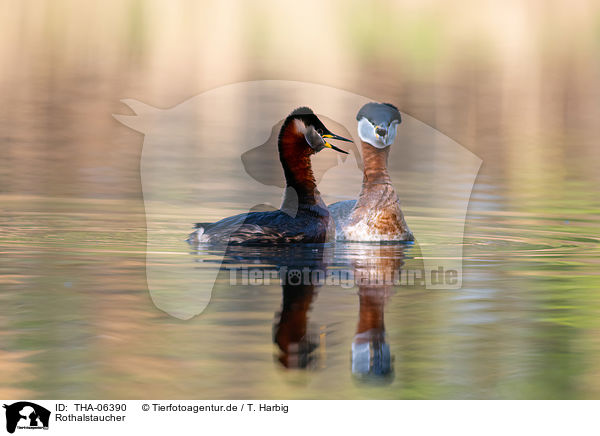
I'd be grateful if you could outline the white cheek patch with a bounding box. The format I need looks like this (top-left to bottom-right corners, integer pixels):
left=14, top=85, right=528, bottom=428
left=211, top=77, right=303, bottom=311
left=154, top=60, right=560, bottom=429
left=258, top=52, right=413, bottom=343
left=303, top=125, right=324, bottom=150
left=384, top=120, right=399, bottom=146
left=292, top=118, right=306, bottom=135
left=357, top=117, right=387, bottom=149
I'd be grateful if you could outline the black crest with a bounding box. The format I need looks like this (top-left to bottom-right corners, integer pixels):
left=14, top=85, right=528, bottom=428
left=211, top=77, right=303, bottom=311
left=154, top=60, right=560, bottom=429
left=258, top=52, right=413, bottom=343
left=356, top=102, right=401, bottom=125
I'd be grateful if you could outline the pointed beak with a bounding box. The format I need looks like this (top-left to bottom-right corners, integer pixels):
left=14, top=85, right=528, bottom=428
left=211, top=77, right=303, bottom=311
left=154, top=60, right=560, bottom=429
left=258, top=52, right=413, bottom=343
left=322, top=133, right=353, bottom=143
left=323, top=141, right=349, bottom=154
left=322, top=132, right=352, bottom=154
left=375, top=126, right=387, bottom=137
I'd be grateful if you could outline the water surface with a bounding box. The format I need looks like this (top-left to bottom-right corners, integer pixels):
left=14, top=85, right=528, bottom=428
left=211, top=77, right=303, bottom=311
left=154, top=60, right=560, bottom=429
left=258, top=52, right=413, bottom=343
left=1, top=0, right=600, bottom=399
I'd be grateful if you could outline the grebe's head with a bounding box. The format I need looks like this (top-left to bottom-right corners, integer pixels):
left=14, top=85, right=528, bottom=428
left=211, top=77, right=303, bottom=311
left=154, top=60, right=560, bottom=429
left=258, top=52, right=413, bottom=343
left=356, top=102, right=401, bottom=149
left=280, top=107, right=351, bottom=155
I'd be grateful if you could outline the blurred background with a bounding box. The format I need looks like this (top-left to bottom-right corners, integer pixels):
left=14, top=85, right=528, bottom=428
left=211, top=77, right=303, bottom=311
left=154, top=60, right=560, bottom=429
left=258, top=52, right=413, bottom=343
left=1, top=0, right=599, bottom=399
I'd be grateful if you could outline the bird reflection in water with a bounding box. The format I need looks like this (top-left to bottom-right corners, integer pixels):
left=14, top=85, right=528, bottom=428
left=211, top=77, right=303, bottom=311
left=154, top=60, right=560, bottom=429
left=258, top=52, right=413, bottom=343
left=273, top=265, right=321, bottom=369
left=195, top=243, right=407, bottom=379
left=215, top=244, right=329, bottom=370
left=271, top=243, right=407, bottom=379
left=350, top=244, right=406, bottom=384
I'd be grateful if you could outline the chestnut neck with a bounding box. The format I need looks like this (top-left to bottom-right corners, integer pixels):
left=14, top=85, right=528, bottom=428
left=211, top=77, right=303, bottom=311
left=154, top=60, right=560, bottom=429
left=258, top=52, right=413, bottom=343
left=361, top=141, right=391, bottom=186
left=279, top=126, right=321, bottom=206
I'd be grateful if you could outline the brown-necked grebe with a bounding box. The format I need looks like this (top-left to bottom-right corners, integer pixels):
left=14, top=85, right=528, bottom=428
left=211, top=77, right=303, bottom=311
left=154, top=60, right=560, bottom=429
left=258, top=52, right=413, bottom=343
left=187, top=107, right=351, bottom=245
left=329, top=102, right=413, bottom=242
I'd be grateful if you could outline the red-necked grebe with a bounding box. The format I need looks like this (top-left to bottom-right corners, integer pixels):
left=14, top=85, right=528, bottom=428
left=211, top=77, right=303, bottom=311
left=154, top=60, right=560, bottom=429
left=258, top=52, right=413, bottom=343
left=188, top=107, right=351, bottom=245
left=329, top=102, right=413, bottom=242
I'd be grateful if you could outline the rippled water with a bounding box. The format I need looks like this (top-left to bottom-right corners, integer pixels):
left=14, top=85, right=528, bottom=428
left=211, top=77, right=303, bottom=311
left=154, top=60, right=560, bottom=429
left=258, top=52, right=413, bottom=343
left=2, top=0, right=600, bottom=400
left=2, top=162, right=599, bottom=399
